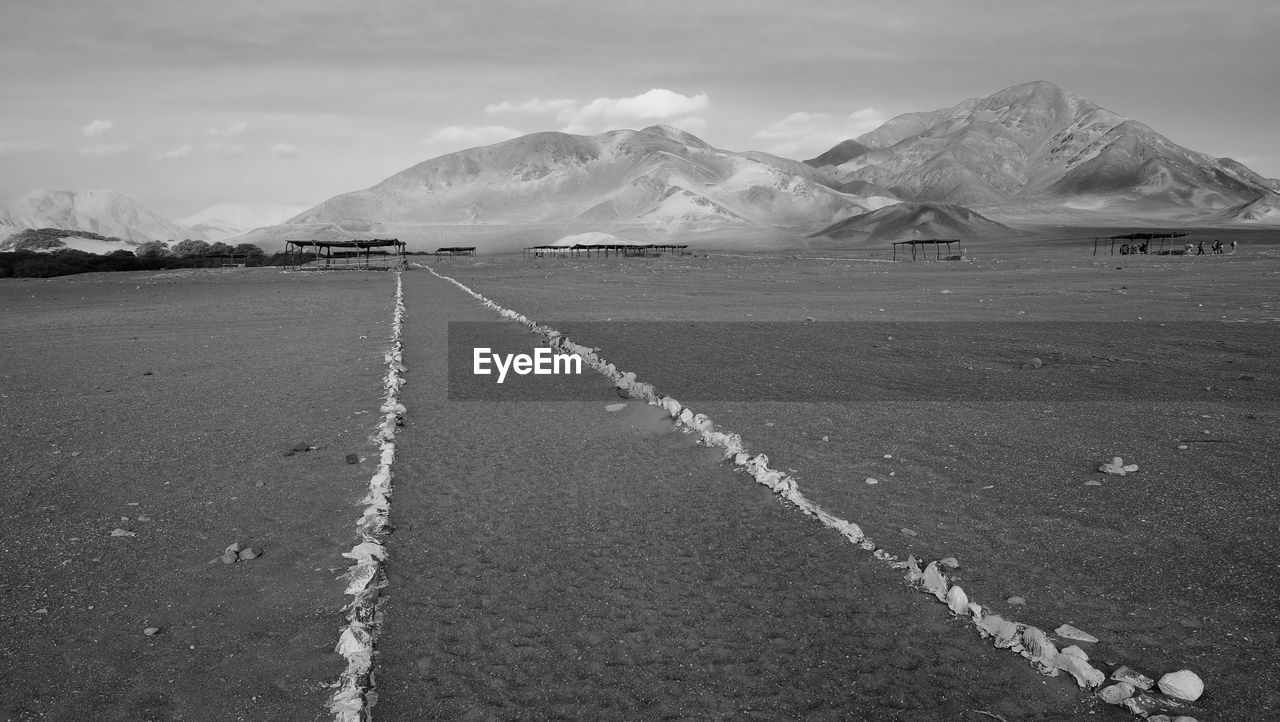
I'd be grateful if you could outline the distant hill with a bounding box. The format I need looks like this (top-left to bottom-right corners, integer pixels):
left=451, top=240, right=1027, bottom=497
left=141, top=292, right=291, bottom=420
left=286, top=125, right=896, bottom=232
left=810, top=202, right=1016, bottom=241
left=0, top=189, right=202, bottom=243
left=1205, top=194, right=1280, bottom=224
left=803, top=139, right=870, bottom=168
left=806, top=80, right=1280, bottom=222
left=180, top=203, right=311, bottom=241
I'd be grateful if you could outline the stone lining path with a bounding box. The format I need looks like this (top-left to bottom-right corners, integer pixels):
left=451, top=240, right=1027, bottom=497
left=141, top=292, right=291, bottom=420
left=371, top=271, right=1086, bottom=719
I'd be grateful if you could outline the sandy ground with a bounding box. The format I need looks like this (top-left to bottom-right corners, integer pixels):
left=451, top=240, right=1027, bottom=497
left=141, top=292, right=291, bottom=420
left=1, top=244, right=1277, bottom=719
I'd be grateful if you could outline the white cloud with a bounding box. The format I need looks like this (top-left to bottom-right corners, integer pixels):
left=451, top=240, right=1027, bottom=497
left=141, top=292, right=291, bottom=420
left=82, top=119, right=113, bottom=137
left=753, top=108, right=886, bottom=159
left=485, top=88, right=710, bottom=135
left=485, top=98, right=577, bottom=115
left=79, top=143, right=129, bottom=156
left=207, top=121, right=248, bottom=137
left=270, top=143, right=300, bottom=158
left=0, top=140, right=48, bottom=155
left=158, top=144, right=192, bottom=159
left=422, top=125, right=522, bottom=148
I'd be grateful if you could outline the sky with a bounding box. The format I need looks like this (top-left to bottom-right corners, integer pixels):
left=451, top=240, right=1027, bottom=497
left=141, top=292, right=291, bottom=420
left=1, top=0, right=1277, bottom=220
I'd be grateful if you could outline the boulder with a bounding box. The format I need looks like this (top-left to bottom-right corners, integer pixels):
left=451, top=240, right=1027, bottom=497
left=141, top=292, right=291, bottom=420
left=1157, top=670, right=1204, bottom=702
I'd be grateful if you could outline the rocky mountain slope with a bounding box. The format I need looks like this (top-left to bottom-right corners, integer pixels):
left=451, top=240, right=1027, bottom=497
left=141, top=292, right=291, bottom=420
left=289, top=125, right=894, bottom=231
left=0, top=189, right=201, bottom=243
left=806, top=81, right=1280, bottom=222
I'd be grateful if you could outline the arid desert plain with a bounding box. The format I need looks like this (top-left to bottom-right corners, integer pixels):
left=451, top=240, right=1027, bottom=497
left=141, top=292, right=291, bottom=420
left=2, top=239, right=1278, bottom=720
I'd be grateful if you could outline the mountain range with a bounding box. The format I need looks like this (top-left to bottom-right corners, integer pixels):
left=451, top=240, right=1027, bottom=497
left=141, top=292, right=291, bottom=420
left=0, top=190, right=202, bottom=244
left=288, top=125, right=893, bottom=231
left=5, top=81, right=1279, bottom=253
left=804, top=80, right=1280, bottom=223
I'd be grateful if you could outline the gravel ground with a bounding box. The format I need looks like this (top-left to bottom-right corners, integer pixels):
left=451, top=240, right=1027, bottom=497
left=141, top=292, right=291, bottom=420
left=3, top=249, right=1276, bottom=719
left=0, top=268, right=397, bottom=721
left=374, top=270, right=1088, bottom=719
left=439, top=248, right=1280, bottom=719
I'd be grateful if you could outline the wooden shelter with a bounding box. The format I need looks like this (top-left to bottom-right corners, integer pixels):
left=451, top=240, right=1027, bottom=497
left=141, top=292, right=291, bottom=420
left=522, top=243, right=689, bottom=259
left=434, top=246, right=477, bottom=257
left=1093, top=232, right=1187, bottom=256
left=892, top=239, right=960, bottom=261
left=284, top=239, right=406, bottom=270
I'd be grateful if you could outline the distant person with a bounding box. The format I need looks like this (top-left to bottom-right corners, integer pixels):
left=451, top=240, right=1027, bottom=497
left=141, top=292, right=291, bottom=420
left=1185, top=241, right=1194, bottom=255
left=1197, top=241, right=1205, bottom=256
left=1139, top=242, right=1148, bottom=254
left=1230, top=240, right=1238, bottom=254
left=1212, top=240, right=1222, bottom=254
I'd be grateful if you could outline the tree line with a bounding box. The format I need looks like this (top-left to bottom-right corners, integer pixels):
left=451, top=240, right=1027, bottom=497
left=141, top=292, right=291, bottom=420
left=0, top=229, right=291, bottom=278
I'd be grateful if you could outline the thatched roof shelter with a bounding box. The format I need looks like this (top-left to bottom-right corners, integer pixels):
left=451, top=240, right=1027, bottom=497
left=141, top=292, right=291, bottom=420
left=434, top=246, right=476, bottom=257
left=285, top=239, right=406, bottom=269
left=1093, top=232, right=1187, bottom=255
left=524, top=233, right=689, bottom=258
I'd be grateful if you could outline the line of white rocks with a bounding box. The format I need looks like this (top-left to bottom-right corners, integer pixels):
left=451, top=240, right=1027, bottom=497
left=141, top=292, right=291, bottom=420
left=421, top=264, right=1205, bottom=719
left=330, top=272, right=407, bottom=721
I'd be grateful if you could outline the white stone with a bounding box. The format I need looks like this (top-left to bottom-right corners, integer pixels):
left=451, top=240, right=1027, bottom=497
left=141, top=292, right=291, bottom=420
left=1098, top=682, right=1135, bottom=704
left=1059, top=644, right=1088, bottom=660
left=1111, top=665, right=1154, bottom=690
left=1054, top=651, right=1105, bottom=688
left=945, top=585, right=969, bottom=615
left=1020, top=627, right=1058, bottom=674
left=904, top=555, right=923, bottom=583
left=922, top=562, right=948, bottom=601
left=1157, top=670, right=1204, bottom=701
left=1055, top=623, right=1099, bottom=643
left=993, top=620, right=1019, bottom=648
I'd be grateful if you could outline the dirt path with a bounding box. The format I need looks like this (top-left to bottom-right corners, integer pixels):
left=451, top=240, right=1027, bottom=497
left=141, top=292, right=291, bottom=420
left=373, top=270, right=1090, bottom=719
left=0, top=269, right=396, bottom=721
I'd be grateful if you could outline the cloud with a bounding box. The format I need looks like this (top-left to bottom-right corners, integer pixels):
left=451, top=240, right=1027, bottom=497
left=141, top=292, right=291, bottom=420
left=79, top=143, right=129, bottom=156
left=486, top=88, right=710, bottom=135
left=270, top=142, right=300, bottom=158
left=0, top=140, right=48, bottom=155
left=207, top=121, right=248, bottom=137
left=485, top=98, right=577, bottom=115
left=422, top=125, right=522, bottom=148
left=157, top=144, right=192, bottom=159
left=82, top=119, right=113, bottom=137
left=753, top=108, right=886, bottom=159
